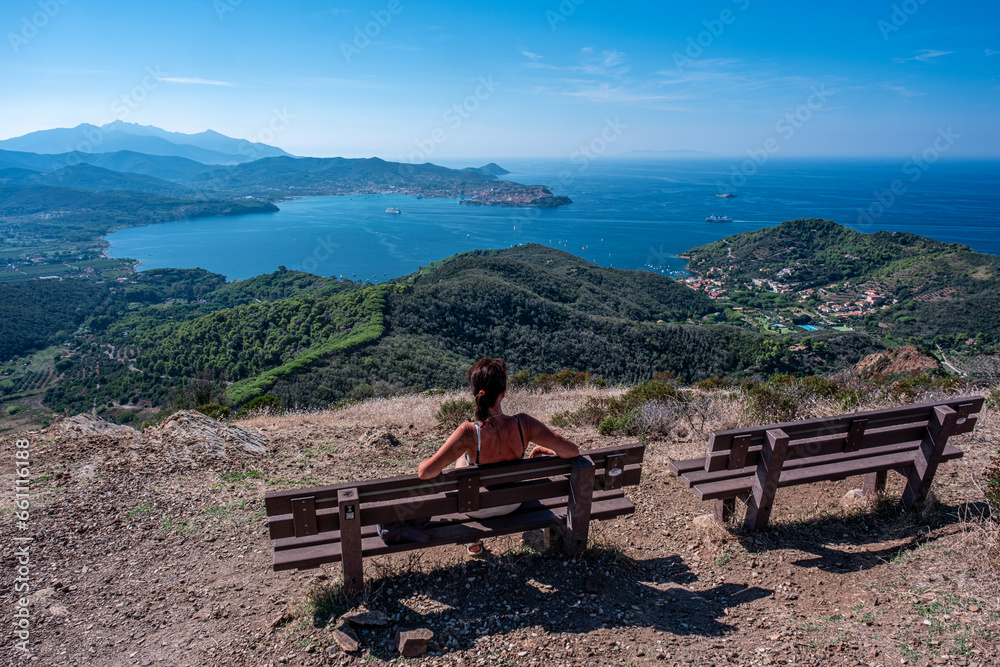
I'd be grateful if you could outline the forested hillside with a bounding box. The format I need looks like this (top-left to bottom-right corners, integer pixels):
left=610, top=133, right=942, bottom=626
left=685, top=219, right=1000, bottom=350
left=0, top=280, right=109, bottom=359
left=36, top=245, right=884, bottom=421
left=42, top=269, right=364, bottom=415
left=266, top=245, right=882, bottom=407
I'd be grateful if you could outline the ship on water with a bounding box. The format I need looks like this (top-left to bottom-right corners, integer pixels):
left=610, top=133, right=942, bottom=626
left=386, top=207, right=401, bottom=214
left=705, top=214, right=732, bottom=222
left=715, top=193, right=737, bottom=198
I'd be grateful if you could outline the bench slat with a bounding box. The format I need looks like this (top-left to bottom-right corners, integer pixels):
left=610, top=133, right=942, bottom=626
left=268, top=465, right=643, bottom=539
left=673, top=417, right=977, bottom=480
left=707, top=396, right=982, bottom=453
left=693, top=443, right=963, bottom=501
left=668, top=457, right=705, bottom=476
left=707, top=421, right=932, bottom=472
left=273, top=495, right=636, bottom=571
left=273, top=489, right=628, bottom=553
left=265, top=444, right=645, bottom=516
left=682, top=438, right=927, bottom=488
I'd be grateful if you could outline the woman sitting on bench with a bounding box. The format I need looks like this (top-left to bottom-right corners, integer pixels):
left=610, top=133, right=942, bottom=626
left=417, top=357, right=581, bottom=555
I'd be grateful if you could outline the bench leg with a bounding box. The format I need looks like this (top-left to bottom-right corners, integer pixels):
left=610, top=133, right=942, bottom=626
left=862, top=471, right=887, bottom=497
left=901, top=405, right=958, bottom=508
left=744, top=428, right=790, bottom=532
left=338, top=488, right=364, bottom=596
left=565, top=456, right=595, bottom=556
left=715, top=498, right=736, bottom=523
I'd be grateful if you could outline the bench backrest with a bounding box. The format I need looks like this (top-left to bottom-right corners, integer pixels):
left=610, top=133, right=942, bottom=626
left=704, top=396, right=983, bottom=472
left=265, top=443, right=645, bottom=540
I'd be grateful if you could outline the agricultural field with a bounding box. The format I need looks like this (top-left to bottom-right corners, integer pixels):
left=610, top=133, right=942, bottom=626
left=0, top=345, right=67, bottom=435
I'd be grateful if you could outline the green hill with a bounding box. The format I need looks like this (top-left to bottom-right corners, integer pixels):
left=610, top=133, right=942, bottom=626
left=0, top=163, right=192, bottom=197
left=264, top=245, right=880, bottom=407
left=39, top=245, right=883, bottom=418
left=685, top=218, right=1000, bottom=350
left=0, top=280, right=109, bottom=360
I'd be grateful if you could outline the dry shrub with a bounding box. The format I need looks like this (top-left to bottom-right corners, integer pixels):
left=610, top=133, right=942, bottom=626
left=636, top=400, right=687, bottom=437
left=435, top=398, right=474, bottom=429
left=958, top=511, right=1000, bottom=606
left=503, top=386, right=621, bottom=423
left=553, top=380, right=686, bottom=436
left=329, top=393, right=444, bottom=430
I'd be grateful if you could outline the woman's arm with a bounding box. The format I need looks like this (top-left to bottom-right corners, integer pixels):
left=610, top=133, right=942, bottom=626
left=520, top=414, right=580, bottom=458
left=417, top=423, right=473, bottom=479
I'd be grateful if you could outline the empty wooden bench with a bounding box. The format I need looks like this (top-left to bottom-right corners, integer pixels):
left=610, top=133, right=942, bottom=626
left=668, top=396, right=983, bottom=531
left=265, top=444, right=645, bottom=594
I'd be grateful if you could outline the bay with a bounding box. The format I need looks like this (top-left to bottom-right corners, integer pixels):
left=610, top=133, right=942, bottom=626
left=105, top=158, right=1000, bottom=281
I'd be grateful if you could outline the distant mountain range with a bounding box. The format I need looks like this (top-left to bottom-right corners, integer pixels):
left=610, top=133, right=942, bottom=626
left=0, top=163, right=192, bottom=197
left=0, top=146, right=563, bottom=207
left=0, top=121, right=293, bottom=165
left=0, top=123, right=565, bottom=205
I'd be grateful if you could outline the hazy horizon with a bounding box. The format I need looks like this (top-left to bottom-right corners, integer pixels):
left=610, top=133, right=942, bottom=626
left=2, top=1, right=998, bottom=161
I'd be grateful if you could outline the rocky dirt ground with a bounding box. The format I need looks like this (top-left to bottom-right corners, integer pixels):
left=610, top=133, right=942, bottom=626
left=1, top=388, right=998, bottom=667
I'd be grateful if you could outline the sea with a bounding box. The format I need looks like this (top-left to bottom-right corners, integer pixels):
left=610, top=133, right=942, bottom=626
left=105, top=158, right=1000, bottom=282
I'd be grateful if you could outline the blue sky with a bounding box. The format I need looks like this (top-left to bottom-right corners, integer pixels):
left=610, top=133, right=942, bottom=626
left=1, top=0, right=998, bottom=159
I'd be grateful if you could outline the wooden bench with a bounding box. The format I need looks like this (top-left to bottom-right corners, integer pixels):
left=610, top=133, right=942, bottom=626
left=668, top=396, right=983, bottom=531
left=265, top=444, right=645, bottom=594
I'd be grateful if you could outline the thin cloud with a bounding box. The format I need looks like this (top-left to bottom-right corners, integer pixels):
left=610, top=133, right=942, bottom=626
left=893, top=49, right=953, bottom=63
left=160, top=76, right=237, bottom=86
left=986, top=48, right=999, bottom=56
left=572, top=50, right=630, bottom=78
left=560, top=81, right=691, bottom=104
left=602, top=50, right=627, bottom=67
left=881, top=83, right=924, bottom=97
left=521, top=50, right=544, bottom=61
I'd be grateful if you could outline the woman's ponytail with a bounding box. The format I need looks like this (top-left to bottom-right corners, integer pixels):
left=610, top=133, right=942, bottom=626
left=467, top=359, right=507, bottom=423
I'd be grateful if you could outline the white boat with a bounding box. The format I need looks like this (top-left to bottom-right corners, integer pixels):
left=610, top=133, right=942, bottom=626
left=705, top=214, right=732, bottom=222
left=386, top=207, right=401, bottom=214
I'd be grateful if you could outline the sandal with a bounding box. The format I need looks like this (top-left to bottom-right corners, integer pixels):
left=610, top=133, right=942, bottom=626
left=466, top=541, right=486, bottom=557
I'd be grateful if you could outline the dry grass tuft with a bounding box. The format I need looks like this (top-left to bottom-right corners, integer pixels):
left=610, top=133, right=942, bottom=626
left=957, top=509, right=1000, bottom=607
left=502, top=386, right=623, bottom=422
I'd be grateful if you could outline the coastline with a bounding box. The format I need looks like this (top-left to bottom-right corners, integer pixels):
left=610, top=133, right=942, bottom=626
left=103, top=159, right=1000, bottom=283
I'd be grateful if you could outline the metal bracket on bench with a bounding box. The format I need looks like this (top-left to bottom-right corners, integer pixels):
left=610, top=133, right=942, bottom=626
left=843, top=418, right=868, bottom=453
left=290, top=496, right=318, bottom=537
left=728, top=435, right=751, bottom=469
left=603, top=453, right=626, bottom=490
left=457, top=470, right=481, bottom=513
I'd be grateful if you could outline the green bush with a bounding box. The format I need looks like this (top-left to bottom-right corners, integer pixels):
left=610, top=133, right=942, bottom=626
left=598, top=413, right=635, bottom=436
left=835, top=387, right=864, bottom=411
left=435, top=398, right=474, bottom=429
left=741, top=379, right=797, bottom=424
left=555, top=380, right=686, bottom=436
left=692, top=376, right=732, bottom=390
left=986, top=446, right=1000, bottom=511
left=553, top=397, right=612, bottom=429
left=235, top=394, right=283, bottom=418
left=532, top=369, right=593, bottom=392
left=889, top=373, right=962, bottom=402
left=195, top=403, right=231, bottom=420
left=801, top=376, right=841, bottom=399
left=987, top=388, right=1000, bottom=410
left=508, top=370, right=534, bottom=389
